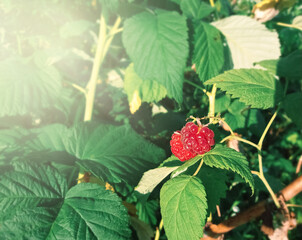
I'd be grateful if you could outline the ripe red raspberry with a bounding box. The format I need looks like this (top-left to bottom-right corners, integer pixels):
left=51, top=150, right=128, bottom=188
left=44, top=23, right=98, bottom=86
left=181, top=122, right=215, bottom=155
left=170, top=131, right=196, bottom=162
left=170, top=122, right=215, bottom=161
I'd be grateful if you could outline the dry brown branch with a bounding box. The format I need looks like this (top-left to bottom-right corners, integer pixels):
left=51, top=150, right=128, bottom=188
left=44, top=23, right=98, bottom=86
left=202, top=175, right=302, bottom=239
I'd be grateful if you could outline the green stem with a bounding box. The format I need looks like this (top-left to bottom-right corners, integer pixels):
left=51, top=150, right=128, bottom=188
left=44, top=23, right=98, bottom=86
left=258, top=151, right=263, bottom=176
left=154, top=219, right=164, bottom=240
left=193, top=159, right=204, bottom=176
left=208, top=84, right=217, bottom=123
left=184, top=80, right=209, bottom=95
left=252, top=108, right=280, bottom=208
left=277, top=22, right=302, bottom=31
left=252, top=171, right=280, bottom=208
left=84, top=15, right=107, bottom=121
left=258, top=108, right=279, bottom=149
left=220, top=135, right=260, bottom=150
left=64, top=80, right=86, bottom=94
left=83, top=15, right=121, bottom=121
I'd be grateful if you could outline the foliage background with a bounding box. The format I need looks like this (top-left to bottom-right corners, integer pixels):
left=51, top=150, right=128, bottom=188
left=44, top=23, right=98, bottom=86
left=0, top=0, right=301, bottom=239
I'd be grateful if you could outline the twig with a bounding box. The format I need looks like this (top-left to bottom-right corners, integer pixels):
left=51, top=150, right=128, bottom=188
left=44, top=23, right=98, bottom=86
left=202, top=175, right=302, bottom=239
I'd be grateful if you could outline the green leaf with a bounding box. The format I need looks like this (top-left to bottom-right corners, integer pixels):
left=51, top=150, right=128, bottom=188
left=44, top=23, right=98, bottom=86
left=193, top=21, right=224, bottom=82
left=0, top=128, right=29, bottom=156
left=130, top=216, right=154, bottom=240
left=122, top=10, right=189, bottom=102
left=180, top=0, right=214, bottom=19
left=135, top=166, right=178, bottom=194
left=283, top=93, right=302, bottom=127
left=6, top=123, right=165, bottom=188
left=0, top=57, right=61, bottom=117
left=257, top=51, right=302, bottom=79
left=255, top=59, right=278, bottom=75
left=293, top=15, right=302, bottom=28
left=212, top=15, right=280, bottom=68
left=160, top=175, right=207, bottom=240
left=0, top=208, right=58, bottom=240
left=278, top=50, right=302, bottom=78
left=0, top=162, right=131, bottom=239
left=136, top=200, right=159, bottom=225
left=205, top=69, right=283, bottom=109
left=124, top=63, right=167, bottom=103
left=171, top=155, right=201, bottom=178
left=98, top=0, right=120, bottom=20
left=0, top=162, right=67, bottom=214
left=223, top=100, right=265, bottom=135
left=48, top=183, right=131, bottom=240
left=0, top=162, right=67, bottom=239
left=10, top=123, right=165, bottom=187
left=59, top=20, right=93, bottom=38
left=169, top=0, right=181, bottom=4
left=26, top=124, right=68, bottom=152
left=64, top=123, right=166, bottom=186
left=215, top=94, right=231, bottom=113
left=159, top=155, right=182, bottom=167
left=203, top=144, right=254, bottom=194
left=197, top=166, right=228, bottom=214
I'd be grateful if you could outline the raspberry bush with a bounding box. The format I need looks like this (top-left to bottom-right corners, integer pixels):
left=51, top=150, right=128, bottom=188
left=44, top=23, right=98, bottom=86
left=0, top=0, right=302, bottom=240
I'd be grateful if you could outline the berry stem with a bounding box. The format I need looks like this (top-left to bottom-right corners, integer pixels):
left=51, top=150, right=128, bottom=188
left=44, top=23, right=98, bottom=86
left=193, top=159, right=204, bottom=176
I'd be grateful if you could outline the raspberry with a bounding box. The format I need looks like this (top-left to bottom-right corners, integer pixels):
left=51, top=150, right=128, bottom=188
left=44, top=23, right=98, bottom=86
left=181, top=122, right=215, bottom=155
left=170, top=131, right=197, bottom=162
left=170, top=122, right=215, bottom=161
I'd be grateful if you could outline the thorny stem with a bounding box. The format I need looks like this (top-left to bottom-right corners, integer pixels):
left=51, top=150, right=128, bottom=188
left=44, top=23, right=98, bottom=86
left=83, top=15, right=121, bottom=121
left=154, top=219, right=164, bottom=240
left=251, top=171, right=280, bottom=208
left=220, top=135, right=260, bottom=150
left=193, top=159, right=204, bottom=176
